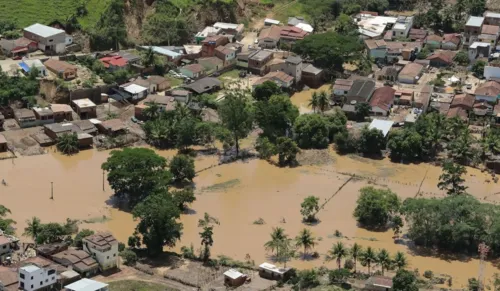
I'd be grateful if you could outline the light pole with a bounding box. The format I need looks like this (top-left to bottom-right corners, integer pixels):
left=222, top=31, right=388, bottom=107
left=50, top=182, right=53, bottom=200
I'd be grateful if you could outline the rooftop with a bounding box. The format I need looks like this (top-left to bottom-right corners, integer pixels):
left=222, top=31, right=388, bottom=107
left=475, top=81, right=500, bottom=96
left=213, top=22, right=244, bottom=32
left=52, top=249, right=98, bottom=272
left=0, top=266, right=17, bottom=287
left=83, top=231, right=118, bottom=248
left=24, top=23, right=65, bottom=38
left=288, top=16, right=307, bottom=26
left=451, top=93, right=475, bottom=108
left=185, top=77, right=221, bottom=94
left=50, top=104, right=73, bottom=113
left=33, top=107, right=53, bottom=116
left=65, top=278, right=108, bottom=291
left=470, top=41, right=491, bottom=48
left=466, top=16, right=485, bottom=27
left=182, top=63, right=204, bottom=74
left=0, top=134, right=6, bottom=144
left=44, top=59, right=77, bottom=72
left=141, top=46, right=182, bottom=58
left=357, top=16, right=397, bottom=38
left=370, top=86, right=396, bottom=112
left=364, top=39, right=386, bottom=50
left=399, top=62, right=424, bottom=77
left=249, top=50, right=273, bottom=61
left=369, top=119, right=394, bottom=137
left=482, top=24, right=500, bottom=35
left=72, top=98, right=96, bottom=108
left=21, top=265, right=40, bottom=273
left=100, top=55, right=128, bottom=68
left=122, top=83, right=148, bottom=94
left=183, top=44, right=202, bottom=54
left=366, top=276, right=393, bottom=288
left=485, top=11, right=500, bottom=19
left=100, top=119, right=126, bottom=133
left=286, top=55, right=302, bottom=65
left=302, top=63, right=322, bottom=75
left=224, top=269, right=245, bottom=280
left=259, top=25, right=282, bottom=41
left=347, top=79, right=376, bottom=101
left=259, top=262, right=289, bottom=275
left=334, top=79, right=354, bottom=91
left=280, top=26, right=308, bottom=39
left=196, top=26, right=221, bottom=38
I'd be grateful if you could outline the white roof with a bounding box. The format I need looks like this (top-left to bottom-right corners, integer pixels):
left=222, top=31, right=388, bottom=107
left=295, top=23, right=313, bottom=33
left=213, top=22, right=239, bottom=30
left=466, top=16, right=484, bottom=27
left=485, top=11, right=500, bottom=19
left=89, top=118, right=102, bottom=125
left=368, top=119, right=394, bottom=137
left=196, top=26, right=221, bottom=38
left=21, top=265, right=40, bottom=273
left=265, top=18, right=280, bottom=25
left=141, top=46, right=182, bottom=58
left=357, top=16, right=397, bottom=38
left=259, top=262, right=288, bottom=275
left=65, top=278, right=108, bottom=291
left=61, top=270, right=80, bottom=279
left=24, top=23, right=65, bottom=38
left=393, top=23, right=407, bottom=30
left=224, top=269, right=244, bottom=279
left=448, top=76, right=460, bottom=83
left=22, top=59, right=45, bottom=68
left=72, top=98, right=96, bottom=108
left=470, top=42, right=491, bottom=48
left=123, top=83, right=148, bottom=94
left=183, top=45, right=202, bottom=54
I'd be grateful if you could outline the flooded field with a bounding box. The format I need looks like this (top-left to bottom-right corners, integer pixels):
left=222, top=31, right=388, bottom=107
left=0, top=146, right=499, bottom=288
left=290, top=84, right=332, bottom=114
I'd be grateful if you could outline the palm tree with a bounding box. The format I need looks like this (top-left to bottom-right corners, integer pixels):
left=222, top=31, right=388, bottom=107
left=264, top=227, right=287, bottom=256
left=143, top=102, right=161, bottom=120
left=317, top=90, right=329, bottom=113
left=295, top=228, right=316, bottom=259
left=56, top=133, right=79, bottom=155
left=351, top=243, right=363, bottom=273
left=141, top=47, right=157, bottom=68
left=174, top=103, right=191, bottom=121
left=377, top=248, right=392, bottom=275
left=309, top=92, right=319, bottom=113
left=23, top=217, right=42, bottom=242
left=327, top=242, right=349, bottom=269
left=393, top=251, right=408, bottom=270
left=360, top=246, right=376, bottom=275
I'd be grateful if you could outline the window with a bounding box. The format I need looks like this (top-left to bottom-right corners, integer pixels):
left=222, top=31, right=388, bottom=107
left=31, top=276, right=33, bottom=280
left=113, top=254, right=116, bottom=257
left=20, top=273, right=25, bottom=279
left=2, top=245, right=6, bottom=249
left=107, top=256, right=109, bottom=259
left=48, top=270, right=55, bottom=275
left=31, top=285, right=34, bottom=289
left=52, top=277, right=55, bottom=280
left=20, top=282, right=24, bottom=288
left=40, top=281, right=43, bottom=285
left=45, top=279, right=48, bottom=283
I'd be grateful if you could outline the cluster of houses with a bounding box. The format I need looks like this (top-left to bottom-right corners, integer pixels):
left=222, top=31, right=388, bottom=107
left=0, top=231, right=116, bottom=291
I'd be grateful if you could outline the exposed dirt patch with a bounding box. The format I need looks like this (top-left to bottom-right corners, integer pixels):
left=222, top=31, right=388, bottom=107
left=297, top=149, right=335, bottom=166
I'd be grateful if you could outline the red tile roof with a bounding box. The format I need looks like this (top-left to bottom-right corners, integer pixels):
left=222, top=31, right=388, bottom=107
left=370, top=86, right=396, bottom=112
left=426, top=34, right=442, bottom=42
left=399, top=62, right=424, bottom=77
left=280, top=26, right=308, bottom=39
left=447, top=107, right=468, bottom=120
left=99, top=56, right=128, bottom=68
left=426, top=51, right=454, bottom=64
left=475, top=81, right=500, bottom=96
left=409, top=28, right=428, bottom=40
left=443, top=33, right=461, bottom=45
left=482, top=24, right=500, bottom=35
left=451, top=93, right=475, bottom=109
left=259, top=25, right=282, bottom=41
left=183, top=63, right=204, bottom=74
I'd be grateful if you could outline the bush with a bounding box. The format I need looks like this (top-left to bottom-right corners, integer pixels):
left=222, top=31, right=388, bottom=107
left=73, top=229, right=94, bottom=249
left=329, top=268, right=351, bottom=284
left=119, top=249, right=138, bottom=266
left=353, top=186, right=401, bottom=229
left=169, top=154, right=195, bottom=182
left=424, top=270, right=433, bottom=279
left=344, top=259, right=354, bottom=270
left=118, top=242, right=125, bottom=252
left=294, top=114, right=330, bottom=149
left=334, top=131, right=357, bottom=154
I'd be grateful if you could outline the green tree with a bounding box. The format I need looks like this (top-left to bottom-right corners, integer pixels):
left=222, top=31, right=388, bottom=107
left=169, top=154, right=195, bottom=183
left=141, top=47, right=158, bottom=68
left=102, top=148, right=171, bottom=207
left=253, top=81, right=281, bottom=102
left=328, top=268, right=351, bottom=284
left=448, top=129, right=475, bottom=165
left=438, top=160, right=468, bottom=195
left=198, top=212, right=220, bottom=228
left=334, top=13, right=358, bottom=35
left=199, top=225, right=214, bottom=262
left=276, top=137, right=300, bottom=166
left=143, top=14, right=193, bottom=46
left=377, top=248, right=392, bottom=275
left=73, top=229, right=95, bottom=249
left=132, top=190, right=183, bottom=255
left=143, top=102, right=162, bottom=120
left=255, top=94, right=299, bottom=140
left=256, top=136, right=277, bottom=160
left=294, top=114, right=330, bottom=149
left=36, top=220, right=78, bottom=245
left=334, top=131, right=358, bottom=154
left=392, top=215, right=404, bottom=237
left=23, top=217, right=42, bottom=242
left=196, top=122, right=217, bottom=147
left=309, top=92, right=319, bottom=113
left=351, top=243, right=363, bottom=273
left=119, top=249, right=138, bottom=266
left=387, top=129, right=423, bottom=162
left=317, top=90, right=330, bottom=113
left=0, top=205, right=15, bottom=235
left=90, top=0, right=127, bottom=50
left=358, top=127, right=386, bottom=156
left=295, top=228, right=316, bottom=258
left=393, top=251, right=408, bottom=270
left=172, top=188, right=196, bottom=211
left=218, top=90, right=254, bottom=156
left=454, top=51, right=469, bottom=66
left=472, top=60, right=486, bottom=77
left=355, top=102, right=371, bottom=121
left=360, top=246, right=377, bottom=274
left=327, top=242, right=349, bottom=269
left=275, top=237, right=295, bottom=268
left=393, top=269, right=418, bottom=291
left=56, top=133, right=79, bottom=155
left=417, top=47, right=430, bottom=59
left=175, top=116, right=198, bottom=151
left=301, top=196, right=320, bottom=222
left=353, top=186, right=401, bottom=229
left=264, top=227, right=288, bottom=256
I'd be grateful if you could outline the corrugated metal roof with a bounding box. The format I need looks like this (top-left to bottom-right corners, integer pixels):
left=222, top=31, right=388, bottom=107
left=65, top=278, right=108, bottom=291
left=466, top=16, right=484, bottom=27
left=24, top=23, right=65, bottom=38
left=141, top=46, right=182, bottom=58
left=369, top=119, right=394, bottom=137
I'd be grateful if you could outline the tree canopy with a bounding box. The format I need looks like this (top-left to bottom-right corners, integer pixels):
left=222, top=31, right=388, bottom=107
left=253, top=81, right=282, bottom=102
left=392, top=269, right=418, bottom=291
left=353, top=187, right=400, bottom=229
left=169, top=154, right=195, bottom=183
left=294, top=114, right=331, bottom=149
left=255, top=94, right=299, bottom=141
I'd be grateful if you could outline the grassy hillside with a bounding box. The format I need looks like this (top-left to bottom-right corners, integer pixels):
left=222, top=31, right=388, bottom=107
left=0, top=0, right=111, bottom=30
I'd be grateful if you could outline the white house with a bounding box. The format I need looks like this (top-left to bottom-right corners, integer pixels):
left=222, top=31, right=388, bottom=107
left=469, top=42, right=491, bottom=61
left=474, top=81, right=500, bottom=103
left=23, top=23, right=66, bottom=54
left=392, top=16, right=413, bottom=38
left=65, top=278, right=109, bottom=291
left=18, top=264, right=57, bottom=291
left=82, top=232, right=119, bottom=271
left=485, top=65, right=500, bottom=80
left=120, top=84, right=149, bottom=101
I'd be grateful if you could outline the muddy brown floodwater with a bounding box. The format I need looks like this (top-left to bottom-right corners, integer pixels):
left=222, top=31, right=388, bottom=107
left=0, top=146, right=499, bottom=288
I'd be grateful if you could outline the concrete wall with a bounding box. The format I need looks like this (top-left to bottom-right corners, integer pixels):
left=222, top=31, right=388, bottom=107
left=71, top=84, right=117, bottom=105
left=485, top=66, right=500, bottom=80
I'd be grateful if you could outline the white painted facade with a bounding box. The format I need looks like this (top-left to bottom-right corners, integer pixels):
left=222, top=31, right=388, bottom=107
left=83, top=239, right=119, bottom=271
left=485, top=66, right=500, bottom=80
left=18, top=265, right=57, bottom=291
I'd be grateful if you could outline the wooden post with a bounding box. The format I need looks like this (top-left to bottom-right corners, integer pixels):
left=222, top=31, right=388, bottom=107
left=50, top=182, right=53, bottom=200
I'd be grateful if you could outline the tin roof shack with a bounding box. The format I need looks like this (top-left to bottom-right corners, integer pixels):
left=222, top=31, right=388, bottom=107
left=50, top=104, right=74, bottom=122
left=0, top=266, right=18, bottom=291
left=23, top=23, right=66, bottom=54
left=346, top=79, right=375, bottom=104
left=259, top=263, right=291, bottom=281
left=72, top=98, right=97, bottom=119
left=201, top=35, right=229, bottom=57
left=65, top=278, right=109, bottom=291
left=224, top=269, right=247, bottom=287
left=44, top=59, right=77, bottom=80
left=96, top=119, right=126, bottom=136
left=14, top=109, right=37, bottom=128
left=51, top=249, right=99, bottom=277
left=185, top=77, right=222, bottom=95
left=119, top=83, right=149, bottom=101
left=365, top=275, right=393, bottom=291
left=33, top=107, right=54, bottom=125
left=82, top=232, right=119, bottom=271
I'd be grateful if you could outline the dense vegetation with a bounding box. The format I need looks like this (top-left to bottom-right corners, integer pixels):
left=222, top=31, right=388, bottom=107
left=0, top=70, right=39, bottom=106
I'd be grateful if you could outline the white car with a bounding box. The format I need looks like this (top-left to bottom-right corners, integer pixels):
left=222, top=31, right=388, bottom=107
left=254, top=39, right=258, bottom=44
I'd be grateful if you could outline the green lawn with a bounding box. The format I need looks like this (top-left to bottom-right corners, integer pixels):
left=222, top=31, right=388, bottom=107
left=165, top=76, right=184, bottom=88
left=0, top=0, right=111, bottom=30
left=218, top=69, right=240, bottom=81
left=108, top=280, right=179, bottom=291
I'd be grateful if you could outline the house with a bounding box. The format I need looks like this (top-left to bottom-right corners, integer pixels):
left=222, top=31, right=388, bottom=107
left=51, top=249, right=99, bottom=277
left=409, top=28, right=428, bottom=41
left=147, top=75, right=170, bottom=92
left=0, top=235, right=14, bottom=260
left=23, top=23, right=66, bottom=54
left=119, top=83, right=149, bottom=100
left=384, top=30, right=393, bottom=41
left=72, top=98, right=97, bottom=119
left=365, top=275, right=393, bottom=291
left=416, top=85, right=433, bottom=111
left=96, top=119, right=127, bottom=136
left=73, top=120, right=98, bottom=136
left=224, top=269, right=247, bottom=287
left=195, top=26, right=222, bottom=43
left=484, top=11, right=500, bottom=26
left=140, top=46, right=183, bottom=63
left=447, top=106, right=469, bottom=120
left=15, top=109, right=37, bottom=128
left=427, top=51, right=455, bottom=67
left=370, top=86, right=396, bottom=116
left=65, top=278, right=109, bottom=291
left=35, top=243, right=69, bottom=258
left=264, top=18, right=280, bottom=26
left=19, top=59, right=46, bottom=76
left=283, top=56, right=303, bottom=83
left=368, top=119, right=394, bottom=137
left=82, top=232, right=119, bottom=271
left=254, top=71, right=294, bottom=89
left=425, top=34, right=442, bottom=49
left=479, top=24, right=500, bottom=47
left=258, top=25, right=282, bottom=49
left=475, top=81, right=500, bottom=103
left=392, top=16, right=413, bottom=38
left=364, top=39, right=387, bottom=59
left=50, top=104, right=73, bottom=122
left=18, top=264, right=57, bottom=291
left=0, top=266, right=18, bottom=291
left=180, top=64, right=205, bottom=79
left=183, top=44, right=203, bottom=59
left=346, top=79, right=375, bottom=104
left=288, top=16, right=308, bottom=26
left=279, top=26, right=308, bottom=45
left=464, top=16, right=485, bottom=45
left=99, top=56, right=128, bottom=71
left=0, top=37, right=37, bottom=58
left=258, top=263, right=291, bottom=281
left=333, top=79, right=354, bottom=101
left=213, top=22, right=244, bottom=39
left=398, top=62, right=424, bottom=84
left=214, top=46, right=236, bottom=66
left=43, top=123, right=93, bottom=147
left=485, top=64, right=500, bottom=80
left=377, top=66, right=399, bottom=82
left=395, top=89, right=414, bottom=105
left=301, top=63, right=324, bottom=88
left=201, top=35, right=229, bottom=57
left=450, top=93, right=475, bottom=111
left=169, top=89, right=192, bottom=103
left=136, top=95, right=177, bottom=119
left=224, top=42, right=244, bottom=54
left=386, top=41, right=422, bottom=61
left=125, top=78, right=159, bottom=94
left=473, top=101, right=494, bottom=116
left=33, top=107, right=54, bottom=125
left=248, top=50, right=274, bottom=75
left=442, top=33, right=461, bottom=50
left=356, top=15, right=397, bottom=39
left=198, top=57, right=224, bottom=74
left=468, top=42, right=491, bottom=61
left=0, top=134, right=7, bottom=152
left=44, top=59, right=77, bottom=80
left=184, top=77, right=221, bottom=95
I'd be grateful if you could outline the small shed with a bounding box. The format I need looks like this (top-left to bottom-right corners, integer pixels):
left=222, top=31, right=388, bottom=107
left=365, top=275, right=393, bottom=291
left=50, top=104, right=73, bottom=122
left=97, top=119, right=127, bottom=135
left=33, top=107, right=54, bottom=125
left=72, top=98, right=97, bottom=119
left=258, top=262, right=291, bottom=281
left=0, top=134, right=7, bottom=152
left=224, top=269, right=246, bottom=287
left=14, top=109, right=37, bottom=128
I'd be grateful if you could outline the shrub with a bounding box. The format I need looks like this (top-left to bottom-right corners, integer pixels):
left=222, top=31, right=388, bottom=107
left=119, top=249, right=138, bottom=266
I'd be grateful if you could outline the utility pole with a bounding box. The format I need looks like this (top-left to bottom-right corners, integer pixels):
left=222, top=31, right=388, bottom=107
left=102, top=170, right=105, bottom=191
left=50, top=182, right=53, bottom=200
left=478, top=242, right=490, bottom=291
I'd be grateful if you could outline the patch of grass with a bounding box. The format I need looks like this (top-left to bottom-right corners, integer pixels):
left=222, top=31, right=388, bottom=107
left=83, top=215, right=110, bottom=224
left=201, top=179, right=240, bottom=192
left=273, top=1, right=308, bottom=23
left=108, top=280, right=179, bottom=291
left=218, top=69, right=240, bottom=81
left=165, top=76, right=184, bottom=88
left=253, top=217, right=265, bottom=225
